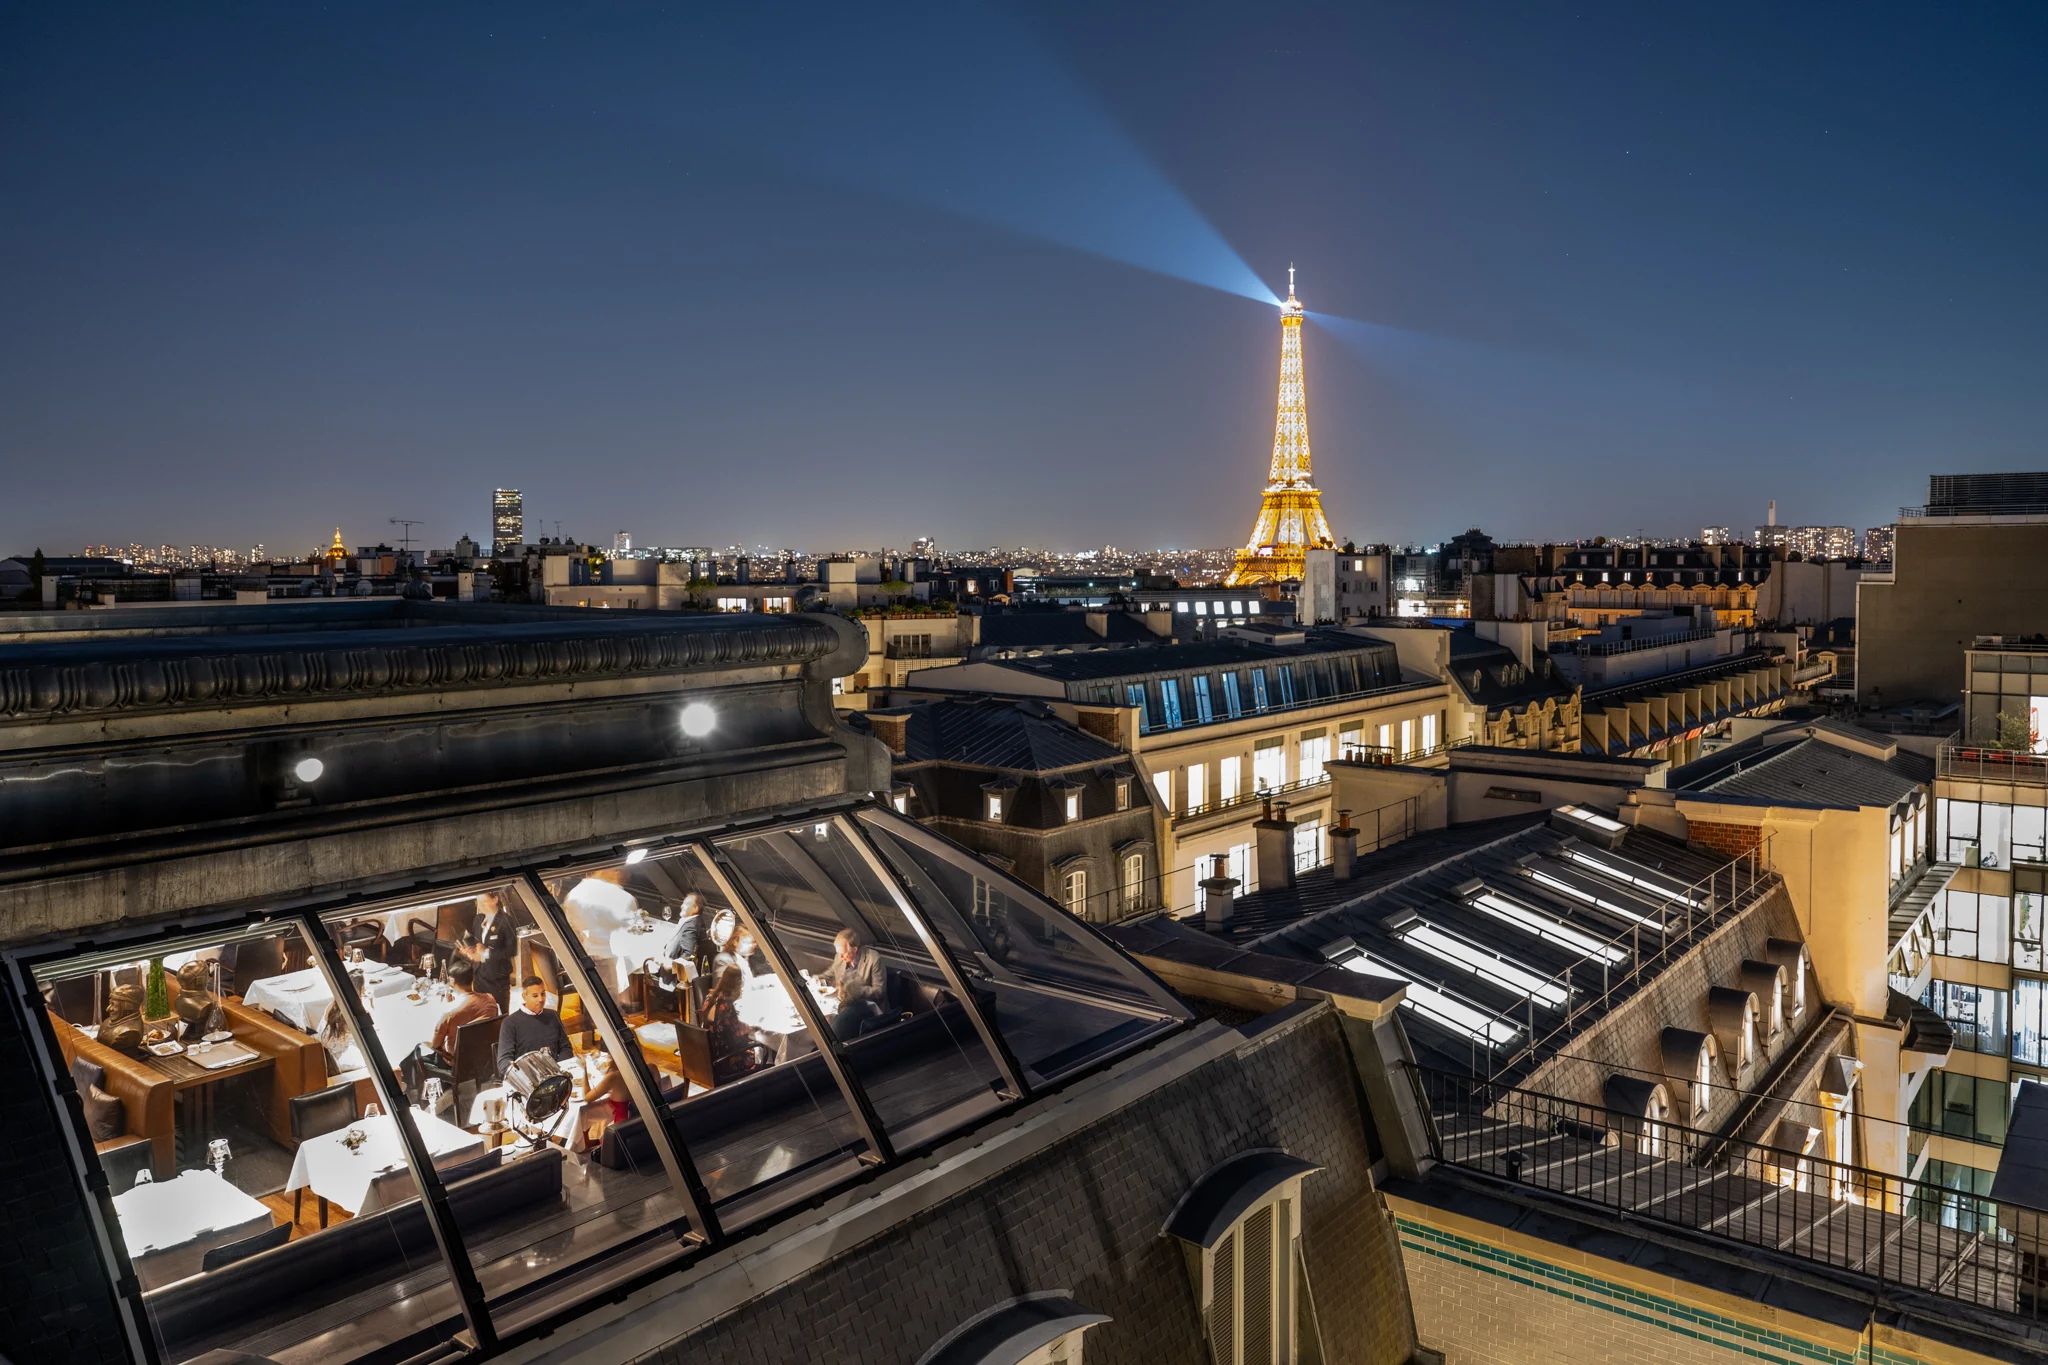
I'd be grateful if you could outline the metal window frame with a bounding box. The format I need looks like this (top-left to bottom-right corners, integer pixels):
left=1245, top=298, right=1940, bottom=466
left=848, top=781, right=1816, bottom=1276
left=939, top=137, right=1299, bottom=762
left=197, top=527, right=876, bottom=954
left=691, top=843, right=896, bottom=1166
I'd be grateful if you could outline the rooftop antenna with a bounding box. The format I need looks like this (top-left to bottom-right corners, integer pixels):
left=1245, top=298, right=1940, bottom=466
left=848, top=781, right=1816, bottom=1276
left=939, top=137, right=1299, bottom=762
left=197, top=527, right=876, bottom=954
left=388, top=518, right=421, bottom=554
left=1287, top=262, right=1296, bottom=299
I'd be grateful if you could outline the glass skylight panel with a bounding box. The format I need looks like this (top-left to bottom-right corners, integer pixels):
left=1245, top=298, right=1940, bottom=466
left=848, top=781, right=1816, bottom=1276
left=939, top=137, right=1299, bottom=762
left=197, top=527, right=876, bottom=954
left=1342, top=954, right=1521, bottom=1047
left=1399, top=923, right=1568, bottom=1007
left=1565, top=850, right=1706, bottom=908
left=1471, top=891, right=1627, bottom=964
left=1524, top=867, right=1667, bottom=931
left=1557, top=803, right=1627, bottom=833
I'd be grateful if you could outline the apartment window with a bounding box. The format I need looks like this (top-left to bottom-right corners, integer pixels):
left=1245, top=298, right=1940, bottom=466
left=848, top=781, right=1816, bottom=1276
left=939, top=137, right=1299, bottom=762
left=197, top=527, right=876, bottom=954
left=1298, top=733, right=1330, bottom=786
left=1160, top=679, right=1185, bottom=730
left=715, top=596, right=747, bottom=611
left=1122, top=853, right=1146, bottom=911
left=1421, top=711, right=1440, bottom=753
left=1186, top=763, right=1207, bottom=813
left=2015, top=978, right=2048, bottom=1066
left=1228, top=841, right=1255, bottom=896
left=1064, top=790, right=1082, bottom=823
left=1292, top=824, right=1319, bottom=875
left=1115, top=778, right=1133, bottom=811
left=1936, top=889, right=2011, bottom=965
left=1398, top=718, right=1414, bottom=757
left=1177, top=602, right=1190, bottom=614
left=1220, top=756, right=1242, bottom=805
left=1062, top=868, right=1088, bottom=917
left=1929, top=979, right=2010, bottom=1056
left=1337, top=724, right=1361, bottom=760
left=1275, top=664, right=1297, bottom=706
left=1909, top=1071, right=2012, bottom=1148
left=1376, top=723, right=1392, bottom=752
left=986, top=793, right=1005, bottom=821
left=1155, top=770, right=1173, bottom=813
left=1221, top=674, right=1243, bottom=719
left=1127, top=683, right=1151, bottom=734
left=1193, top=675, right=1216, bottom=723
left=1250, top=669, right=1270, bottom=712
left=1253, top=740, right=1286, bottom=794
left=1196, top=602, right=1209, bottom=616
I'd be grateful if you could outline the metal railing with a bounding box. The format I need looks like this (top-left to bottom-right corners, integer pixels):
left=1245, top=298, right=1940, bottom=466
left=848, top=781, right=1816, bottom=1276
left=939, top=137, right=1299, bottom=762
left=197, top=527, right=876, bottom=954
left=1176, top=772, right=1331, bottom=823
left=1485, top=841, right=1778, bottom=1082
left=1939, top=741, right=2048, bottom=785
left=1572, top=623, right=1720, bottom=657
left=1335, top=736, right=1472, bottom=767
left=1411, top=1063, right=2037, bottom=1320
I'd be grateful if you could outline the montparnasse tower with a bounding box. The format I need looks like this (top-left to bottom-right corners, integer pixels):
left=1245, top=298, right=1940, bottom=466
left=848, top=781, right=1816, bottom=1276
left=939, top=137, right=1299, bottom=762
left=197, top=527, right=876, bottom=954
left=1226, top=265, right=1336, bottom=586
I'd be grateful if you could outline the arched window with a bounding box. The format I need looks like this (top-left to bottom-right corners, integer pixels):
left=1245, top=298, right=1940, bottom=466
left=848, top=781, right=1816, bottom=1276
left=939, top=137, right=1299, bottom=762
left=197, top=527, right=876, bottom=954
left=1643, top=1084, right=1672, bottom=1159
left=1695, top=1038, right=1718, bottom=1122
left=1062, top=868, right=1087, bottom=917
left=915, top=1293, right=1109, bottom=1365
left=1165, top=1150, right=1323, bottom=1365
left=1739, top=998, right=1759, bottom=1070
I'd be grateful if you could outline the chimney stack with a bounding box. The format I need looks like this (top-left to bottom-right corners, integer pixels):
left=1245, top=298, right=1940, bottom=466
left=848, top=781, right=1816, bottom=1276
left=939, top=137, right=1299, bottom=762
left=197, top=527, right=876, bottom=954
left=1084, top=610, right=1110, bottom=638
left=1767, top=499, right=1778, bottom=528
left=1330, top=809, right=1359, bottom=880
left=1255, top=799, right=1298, bottom=893
left=1200, top=855, right=1239, bottom=931
left=868, top=711, right=909, bottom=756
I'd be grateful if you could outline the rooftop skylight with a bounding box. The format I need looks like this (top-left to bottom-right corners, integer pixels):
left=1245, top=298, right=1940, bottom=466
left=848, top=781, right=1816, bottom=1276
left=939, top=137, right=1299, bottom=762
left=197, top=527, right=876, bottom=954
left=1342, top=953, right=1522, bottom=1047
left=1398, top=922, right=1570, bottom=1007
left=1564, top=849, right=1706, bottom=908
left=1471, top=891, right=1628, bottom=965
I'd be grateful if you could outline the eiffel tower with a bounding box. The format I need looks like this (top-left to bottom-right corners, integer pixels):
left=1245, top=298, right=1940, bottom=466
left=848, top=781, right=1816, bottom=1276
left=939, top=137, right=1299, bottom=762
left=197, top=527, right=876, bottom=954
left=1227, top=266, right=1336, bottom=586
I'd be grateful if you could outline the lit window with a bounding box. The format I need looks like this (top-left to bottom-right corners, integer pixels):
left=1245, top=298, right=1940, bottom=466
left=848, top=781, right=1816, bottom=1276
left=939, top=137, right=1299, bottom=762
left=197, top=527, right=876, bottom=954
left=1212, top=600, right=1225, bottom=615
left=1421, top=712, right=1440, bottom=752
left=1065, top=790, right=1082, bottom=823
left=1524, top=867, right=1666, bottom=930
left=1186, top=763, right=1207, bottom=812
left=1229, top=601, right=1243, bottom=614
left=1195, top=602, right=1209, bottom=615
left=1122, top=853, right=1145, bottom=910
left=987, top=793, right=1005, bottom=822
left=1564, top=850, right=1705, bottom=908
left=1062, top=868, right=1087, bottom=916
left=1154, top=769, right=1173, bottom=812
left=1398, top=718, right=1414, bottom=756
left=1470, top=891, right=1627, bottom=963
left=1177, top=602, right=1190, bottom=613
left=1299, top=733, right=1330, bottom=785
left=1695, top=1041, right=1717, bottom=1120
left=1115, top=778, right=1132, bottom=810
left=1399, top=923, right=1569, bottom=1007
left=1344, top=953, right=1520, bottom=1047
left=1219, top=756, right=1242, bottom=804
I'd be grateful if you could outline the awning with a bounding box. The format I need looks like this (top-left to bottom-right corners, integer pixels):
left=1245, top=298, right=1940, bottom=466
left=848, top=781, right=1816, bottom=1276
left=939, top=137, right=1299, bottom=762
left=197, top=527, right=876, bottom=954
left=915, top=1293, right=1109, bottom=1365
left=1162, top=1148, right=1321, bottom=1248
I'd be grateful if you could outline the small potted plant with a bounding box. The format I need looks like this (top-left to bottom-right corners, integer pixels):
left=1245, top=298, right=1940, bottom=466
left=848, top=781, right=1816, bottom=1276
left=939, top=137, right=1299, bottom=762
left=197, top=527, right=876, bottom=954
left=142, top=957, right=171, bottom=1025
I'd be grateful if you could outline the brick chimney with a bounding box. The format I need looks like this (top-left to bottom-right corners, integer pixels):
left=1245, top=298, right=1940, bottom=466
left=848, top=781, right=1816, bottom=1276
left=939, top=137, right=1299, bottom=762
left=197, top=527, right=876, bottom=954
left=1255, top=798, right=1298, bottom=894
left=868, top=711, right=909, bottom=756
left=1330, top=808, right=1359, bottom=880
left=1200, top=855, right=1239, bottom=931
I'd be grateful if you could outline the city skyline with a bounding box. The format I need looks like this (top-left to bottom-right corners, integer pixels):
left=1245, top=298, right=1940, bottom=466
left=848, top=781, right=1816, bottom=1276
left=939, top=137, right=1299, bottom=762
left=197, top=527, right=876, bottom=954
left=6, top=4, right=2047, bottom=555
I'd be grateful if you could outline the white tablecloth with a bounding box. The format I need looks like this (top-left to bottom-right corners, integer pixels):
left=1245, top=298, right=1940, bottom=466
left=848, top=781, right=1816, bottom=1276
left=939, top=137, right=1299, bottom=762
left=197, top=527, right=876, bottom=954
left=284, top=1109, right=484, bottom=1216
left=244, top=964, right=414, bottom=1030
left=602, top=924, right=671, bottom=992
left=737, top=977, right=828, bottom=1063
left=114, top=1169, right=273, bottom=1287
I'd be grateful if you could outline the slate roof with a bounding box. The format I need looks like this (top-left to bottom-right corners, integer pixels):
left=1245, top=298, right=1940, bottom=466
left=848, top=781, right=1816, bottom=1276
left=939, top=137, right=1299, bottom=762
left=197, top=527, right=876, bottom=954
left=1444, top=633, right=1575, bottom=712
left=895, top=698, right=1123, bottom=772
left=1673, top=731, right=1932, bottom=811
left=984, top=630, right=1398, bottom=684
left=975, top=610, right=1163, bottom=650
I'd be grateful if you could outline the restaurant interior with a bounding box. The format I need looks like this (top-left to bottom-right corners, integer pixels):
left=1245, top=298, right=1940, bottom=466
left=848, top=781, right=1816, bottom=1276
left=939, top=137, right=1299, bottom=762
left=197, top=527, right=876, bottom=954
left=23, top=805, right=1185, bottom=1364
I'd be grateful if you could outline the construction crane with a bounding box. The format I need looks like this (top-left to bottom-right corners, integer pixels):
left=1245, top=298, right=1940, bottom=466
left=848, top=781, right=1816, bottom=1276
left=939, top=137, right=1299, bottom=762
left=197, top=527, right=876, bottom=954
left=388, top=518, right=422, bottom=555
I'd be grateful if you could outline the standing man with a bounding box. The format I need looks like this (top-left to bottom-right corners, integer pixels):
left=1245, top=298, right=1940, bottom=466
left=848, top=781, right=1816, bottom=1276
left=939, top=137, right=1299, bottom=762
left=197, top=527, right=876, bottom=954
left=461, top=890, right=518, bottom=1007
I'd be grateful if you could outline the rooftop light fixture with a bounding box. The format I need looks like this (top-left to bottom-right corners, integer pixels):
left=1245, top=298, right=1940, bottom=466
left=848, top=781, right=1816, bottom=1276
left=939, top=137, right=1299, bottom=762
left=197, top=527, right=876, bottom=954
left=1471, top=891, right=1628, bottom=964
left=624, top=847, right=649, bottom=866
left=678, top=701, right=717, bottom=739
left=1556, top=804, right=1626, bottom=833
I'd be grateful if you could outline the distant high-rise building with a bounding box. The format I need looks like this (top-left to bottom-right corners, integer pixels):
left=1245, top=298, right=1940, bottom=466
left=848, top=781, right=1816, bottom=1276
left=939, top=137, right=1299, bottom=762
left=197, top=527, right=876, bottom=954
left=1862, top=524, right=1894, bottom=563
left=1784, top=525, right=1857, bottom=560
left=613, top=530, right=632, bottom=558
left=1227, top=266, right=1335, bottom=586
left=492, top=489, right=524, bottom=557
left=1700, top=526, right=1732, bottom=546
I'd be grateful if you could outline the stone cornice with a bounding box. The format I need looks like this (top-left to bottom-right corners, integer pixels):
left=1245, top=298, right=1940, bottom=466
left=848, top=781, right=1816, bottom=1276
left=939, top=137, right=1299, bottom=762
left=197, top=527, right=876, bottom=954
left=0, top=615, right=842, bottom=721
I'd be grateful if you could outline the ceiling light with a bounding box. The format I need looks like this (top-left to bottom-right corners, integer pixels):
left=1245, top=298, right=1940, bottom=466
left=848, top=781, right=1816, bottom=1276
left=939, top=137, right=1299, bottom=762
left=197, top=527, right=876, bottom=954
left=292, top=757, right=325, bottom=784
left=679, top=702, right=717, bottom=738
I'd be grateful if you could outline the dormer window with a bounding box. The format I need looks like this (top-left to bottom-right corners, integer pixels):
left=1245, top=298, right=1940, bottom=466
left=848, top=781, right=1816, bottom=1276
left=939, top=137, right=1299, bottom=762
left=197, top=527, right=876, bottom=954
left=1065, top=790, right=1082, bottom=823
left=986, top=793, right=1004, bottom=822
left=1739, top=999, right=1758, bottom=1069
left=1695, top=1039, right=1717, bottom=1121
left=1166, top=1151, right=1323, bottom=1365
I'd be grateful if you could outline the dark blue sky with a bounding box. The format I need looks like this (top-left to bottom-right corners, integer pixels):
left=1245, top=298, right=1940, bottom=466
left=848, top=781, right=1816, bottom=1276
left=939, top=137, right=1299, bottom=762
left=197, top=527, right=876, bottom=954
left=5, top=3, right=2045, bottom=556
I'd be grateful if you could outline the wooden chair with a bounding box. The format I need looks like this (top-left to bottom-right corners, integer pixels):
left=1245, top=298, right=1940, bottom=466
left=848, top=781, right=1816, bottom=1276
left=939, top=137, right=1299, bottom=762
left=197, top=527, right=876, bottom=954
left=289, top=1082, right=359, bottom=1228
left=338, top=920, right=387, bottom=964
left=635, top=1019, right=718, bottom=1094
left=523, top=937, right=584, bottom=1036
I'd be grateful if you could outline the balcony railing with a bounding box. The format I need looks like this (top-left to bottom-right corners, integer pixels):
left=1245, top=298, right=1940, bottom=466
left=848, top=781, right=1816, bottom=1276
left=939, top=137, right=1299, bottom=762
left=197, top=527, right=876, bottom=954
left=1940, top=741, right=2048, bottom=785
left=1572, top=623, right=1721, bottom=657
left=1412, top=1063, right=2034, bottom=1320
left=1176, top=772, right=1330, bottom=823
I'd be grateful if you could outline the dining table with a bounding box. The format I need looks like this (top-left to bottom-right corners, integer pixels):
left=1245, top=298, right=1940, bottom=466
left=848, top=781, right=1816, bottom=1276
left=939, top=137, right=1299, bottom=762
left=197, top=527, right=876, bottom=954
left=243, top=963, right=415, bottom=1031
left=284, top=1108, right=485, bottom=1217
left=597, top=921, right=673, bottom=993
left=113, top=1168, right=274, bottom=1290
left=737, top=975, right=830, bottom=1064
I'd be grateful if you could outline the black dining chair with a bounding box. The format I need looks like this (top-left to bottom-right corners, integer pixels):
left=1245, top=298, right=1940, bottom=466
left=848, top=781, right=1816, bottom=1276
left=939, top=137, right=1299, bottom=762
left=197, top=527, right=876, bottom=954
left=288, top=1081, right=360, bottom=1228
left=225, top=937, right=285, bottom=998
left=200, top=1221, right=291, bottom=1271
left=451, top=1015, right=503, bottom=1112
left=98, top=1138, right=152, bottom=1194
left=339, top=920, right=387, bottom=964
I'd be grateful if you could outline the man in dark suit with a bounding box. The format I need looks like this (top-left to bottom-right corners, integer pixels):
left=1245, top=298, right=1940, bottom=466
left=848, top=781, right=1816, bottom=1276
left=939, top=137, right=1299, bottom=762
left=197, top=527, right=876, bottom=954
left=461, top=890, right=518, bottom=1006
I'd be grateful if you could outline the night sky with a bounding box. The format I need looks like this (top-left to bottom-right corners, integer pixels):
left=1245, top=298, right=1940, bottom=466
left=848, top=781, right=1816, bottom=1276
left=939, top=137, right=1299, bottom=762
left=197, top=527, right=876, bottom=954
left=5, top=2, right=2045, bottom=557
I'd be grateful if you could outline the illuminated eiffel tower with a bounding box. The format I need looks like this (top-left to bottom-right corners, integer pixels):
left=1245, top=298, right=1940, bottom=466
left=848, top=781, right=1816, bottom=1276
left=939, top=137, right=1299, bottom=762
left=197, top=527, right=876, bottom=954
left=1227, top=266, right=1335, bottom=586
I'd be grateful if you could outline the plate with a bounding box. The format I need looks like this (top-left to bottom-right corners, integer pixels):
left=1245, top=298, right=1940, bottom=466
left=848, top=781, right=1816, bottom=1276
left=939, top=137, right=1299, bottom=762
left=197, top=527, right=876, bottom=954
left=147, top=1041, right=185, bottom=1057
left=203, top=1030, right=233, bottom=1044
